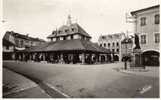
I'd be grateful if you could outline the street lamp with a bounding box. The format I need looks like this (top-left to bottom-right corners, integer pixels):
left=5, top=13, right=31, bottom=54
left=124, top=39, right=128, bottom=70
left=122, top=32, right=130, bottom=70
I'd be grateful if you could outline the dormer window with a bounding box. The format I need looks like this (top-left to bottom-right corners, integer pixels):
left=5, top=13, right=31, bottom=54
left=65, top=29, right=69, bottom=33
left=58, top=31, right=61, bottom=34
left=71, top=28, right=75, bottom=32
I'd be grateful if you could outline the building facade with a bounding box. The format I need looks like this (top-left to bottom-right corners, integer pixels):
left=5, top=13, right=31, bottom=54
left=98, top=33, right=125, bottom=61
left=6, top=31, right=46, bottom=49
left=131, top=5, right=160, bottom=66
left=3, top=31, right=46, bottom=60
left=3, top=32, right=15, bottom=60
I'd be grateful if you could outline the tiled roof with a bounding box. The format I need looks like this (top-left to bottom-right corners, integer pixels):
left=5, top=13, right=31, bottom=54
left=29, top=37, right=45, bottom=42
left=72, top=23, right=91, bottom=38
left=12, top=32, right=29, bottom=40
left=8, top=31, right=45, bottom=42
left=25, top=39, right=110, bottom=53
left=98, top=33, right=124, bottom=41
left=24, top=42, right=52, bottom=52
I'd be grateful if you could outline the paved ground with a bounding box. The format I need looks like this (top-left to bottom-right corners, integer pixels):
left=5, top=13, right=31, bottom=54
left=3, top=61, right=159, bottom=98
left=3, top=68, right=50, bottom=98
left=119, top=67, right=159, bottom=78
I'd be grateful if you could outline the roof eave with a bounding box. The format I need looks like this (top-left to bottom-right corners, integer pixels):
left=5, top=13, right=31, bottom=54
left=131, top=5, right=160, bottom=15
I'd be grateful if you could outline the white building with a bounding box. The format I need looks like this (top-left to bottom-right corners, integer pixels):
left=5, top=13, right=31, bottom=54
left=131, top=5, right=160, bottom=66
left=98, top=33, right=125, bottom=61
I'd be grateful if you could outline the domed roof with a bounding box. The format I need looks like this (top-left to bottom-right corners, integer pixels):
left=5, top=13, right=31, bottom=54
left=47, top=15, right=91, bottom=39
left=47, top=23, right=91, bottom=38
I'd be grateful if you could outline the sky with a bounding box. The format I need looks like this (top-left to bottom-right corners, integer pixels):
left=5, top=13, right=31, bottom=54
left=2, top=0, right=159, bottom=42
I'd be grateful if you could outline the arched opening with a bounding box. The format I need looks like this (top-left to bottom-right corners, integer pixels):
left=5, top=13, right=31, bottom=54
left=142, top=50, right=159, bottom=66
left=101, top=55, right=106, bottom=62
left=106, top=55, right=111, bottom=62
left=113, top=55, right=119, bottom=61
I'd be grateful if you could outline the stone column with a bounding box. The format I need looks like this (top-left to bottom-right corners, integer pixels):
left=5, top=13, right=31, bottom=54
left=18, top=54, right=21, bottom=61
left=67, top=54, right=70, bottom=64
left=23, top=53, right=25, bottom=61
left=104, top=54, right=107, bottom=63
left=33, top=53, right=35, bottom=61
left=130, top=49, right=143, bottom=68
left=111, top=53, right=113, bottom=62
left=106, top=54, right=109, bottom=62
left=99, top=54, right=102, bottom=63
left=32, top=53, right=34, bottom=61
left=28, top=53, right=30, bottom=61
left=81, top=53, right=85, bottom=64
left=12, top=53, right=15, bottom=60
left=50, top=53, right=53, bottom=62
left=43, top=53, right=46, bottom=61
left=89, top=53, right=92, bottom=64
left=72, top=54, right=74, bottom=64
left=60, top=53, right=64, bottom=64
left=96, top=54, right=99, bottom=63
left=91, top=54, right=94, bottom=64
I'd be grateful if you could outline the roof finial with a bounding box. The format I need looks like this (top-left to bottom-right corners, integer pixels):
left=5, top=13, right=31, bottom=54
left=67, top=14, right=72, bottom=26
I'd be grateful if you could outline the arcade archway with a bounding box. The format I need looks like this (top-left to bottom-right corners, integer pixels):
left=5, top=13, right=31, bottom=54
left=100, top=55, right=106, bottom=62
left=142, top=50, right=159, bottom=66
left=113, top=55, right=119, bottom=61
